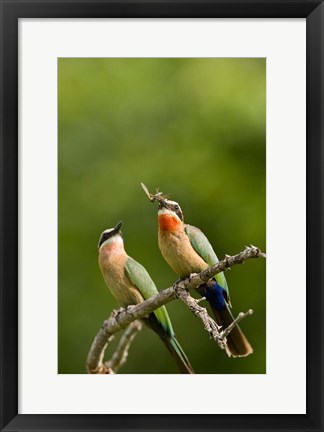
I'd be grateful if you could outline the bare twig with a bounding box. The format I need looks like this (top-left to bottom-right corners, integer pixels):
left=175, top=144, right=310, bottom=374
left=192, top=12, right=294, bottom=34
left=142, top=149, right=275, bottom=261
left=176, top=287, right=253, bottom=352
left=175, top=287, right=224, bottom=349
left=86, top=245, right=265, bottom=373
left=106, top=320, right=142, bottom=373
left=219, top=309, right=254, bottom=340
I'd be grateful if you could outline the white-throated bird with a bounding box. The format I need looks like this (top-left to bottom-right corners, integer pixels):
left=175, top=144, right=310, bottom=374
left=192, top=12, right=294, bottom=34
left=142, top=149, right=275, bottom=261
left=142, top=183, right=253, bottom=358
left=98, top=221, right=194, bottom=373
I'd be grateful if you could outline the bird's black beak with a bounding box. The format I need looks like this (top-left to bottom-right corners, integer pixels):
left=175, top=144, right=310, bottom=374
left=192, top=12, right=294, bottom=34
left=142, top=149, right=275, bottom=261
left=158, top=199, right=168, bottom=209
left=113, top=221, right=123, bottom=233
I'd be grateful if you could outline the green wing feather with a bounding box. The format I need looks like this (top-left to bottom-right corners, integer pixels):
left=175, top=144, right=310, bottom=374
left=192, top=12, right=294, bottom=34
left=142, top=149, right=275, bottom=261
left=124, top=257, right=174, bottom=337
left=185, top=224, right=229, bottom=295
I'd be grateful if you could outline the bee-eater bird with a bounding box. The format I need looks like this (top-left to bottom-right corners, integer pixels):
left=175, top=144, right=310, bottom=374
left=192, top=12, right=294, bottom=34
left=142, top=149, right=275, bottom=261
left=141, top=184, right=253, bottom=358
left=98, top=221, right=194, bottom=373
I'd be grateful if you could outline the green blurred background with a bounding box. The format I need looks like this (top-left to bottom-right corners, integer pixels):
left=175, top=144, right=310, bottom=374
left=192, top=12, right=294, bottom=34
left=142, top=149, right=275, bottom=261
left=58, top=58, right=266, bottom=374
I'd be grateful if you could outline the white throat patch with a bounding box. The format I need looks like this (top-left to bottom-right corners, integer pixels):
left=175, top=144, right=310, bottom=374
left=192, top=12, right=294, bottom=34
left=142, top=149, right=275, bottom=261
left=99, top=234, right=124, bottom=250
left=158, top=207, right=182, bottom=221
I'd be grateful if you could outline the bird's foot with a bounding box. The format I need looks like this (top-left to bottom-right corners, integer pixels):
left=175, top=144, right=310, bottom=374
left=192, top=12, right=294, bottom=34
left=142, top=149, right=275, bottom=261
left=126, top=305, right=137, bottom=316
left=188, top=273, right=198, bottom=284
left=110, top=307, right=125, bottom=319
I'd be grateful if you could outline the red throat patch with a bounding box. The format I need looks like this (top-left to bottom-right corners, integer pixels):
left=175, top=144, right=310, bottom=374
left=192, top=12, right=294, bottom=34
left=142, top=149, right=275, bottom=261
left=158, top=214, right=181, bottom=232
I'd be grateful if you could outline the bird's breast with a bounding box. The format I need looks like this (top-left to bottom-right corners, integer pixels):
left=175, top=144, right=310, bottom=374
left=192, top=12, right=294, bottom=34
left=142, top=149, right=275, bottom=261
left=99, top=249, right=143, bottom=308
left=158, top=229, right=208, bottom=278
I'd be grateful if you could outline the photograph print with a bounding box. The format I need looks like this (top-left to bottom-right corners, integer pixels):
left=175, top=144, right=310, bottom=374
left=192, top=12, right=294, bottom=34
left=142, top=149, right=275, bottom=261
left=58, top=58, right=266, bottom=374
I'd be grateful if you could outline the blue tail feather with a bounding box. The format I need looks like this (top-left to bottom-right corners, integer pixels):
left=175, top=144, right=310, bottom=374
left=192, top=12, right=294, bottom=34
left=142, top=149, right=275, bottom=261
left=197, top=280, right=227, bottom=311
left=196, top=281, right=253, bottom=358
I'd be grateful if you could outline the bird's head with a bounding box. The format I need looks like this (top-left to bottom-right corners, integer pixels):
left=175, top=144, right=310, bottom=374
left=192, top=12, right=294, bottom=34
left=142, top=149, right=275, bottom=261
left=141, top=183, right=184, bottom=231
left=98, top=221, right=123, bottom=251
left=156, top=198, right=184, bottom=222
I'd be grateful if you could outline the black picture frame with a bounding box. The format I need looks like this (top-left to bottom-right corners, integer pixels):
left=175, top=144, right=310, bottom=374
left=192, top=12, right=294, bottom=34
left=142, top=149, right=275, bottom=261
left=1, top=1, right=323, bottom=431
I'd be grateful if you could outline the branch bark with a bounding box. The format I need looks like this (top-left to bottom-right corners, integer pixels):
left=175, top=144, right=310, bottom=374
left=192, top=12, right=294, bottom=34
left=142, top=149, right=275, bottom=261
left=176, top=288, right=254, bottom=351
left=86, top=245, right=265, bottom=373
left=106, top=320, right=142, bottom=373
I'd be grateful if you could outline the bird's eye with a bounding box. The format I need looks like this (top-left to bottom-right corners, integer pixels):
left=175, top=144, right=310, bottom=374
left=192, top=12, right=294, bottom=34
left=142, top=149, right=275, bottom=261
left=174, top=205, right=179, bottom=211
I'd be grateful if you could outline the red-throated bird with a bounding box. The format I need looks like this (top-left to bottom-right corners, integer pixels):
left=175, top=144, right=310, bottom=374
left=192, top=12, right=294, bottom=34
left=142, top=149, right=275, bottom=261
left=141, top=183, right=253, bottom=358
left=98, top=221, right=194, bottom=373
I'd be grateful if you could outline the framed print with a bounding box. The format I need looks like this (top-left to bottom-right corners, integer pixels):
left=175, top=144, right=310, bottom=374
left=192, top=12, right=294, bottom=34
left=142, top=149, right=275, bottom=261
left=1, top=1, right=323, bottom=431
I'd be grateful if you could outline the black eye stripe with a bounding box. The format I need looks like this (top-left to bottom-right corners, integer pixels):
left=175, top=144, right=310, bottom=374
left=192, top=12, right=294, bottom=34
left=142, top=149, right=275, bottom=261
left=172, top=205, right=183, bottom=221
left=98, top=231, right=114, bottom=248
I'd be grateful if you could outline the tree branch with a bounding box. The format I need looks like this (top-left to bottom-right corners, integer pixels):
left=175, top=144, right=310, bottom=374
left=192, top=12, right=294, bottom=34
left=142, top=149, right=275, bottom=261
left=86, top=245, right=265, bottom=373
left=176, top=288, right=254, bottom=352
left=106, top=320, right=142, bottom=373
left=219, top=309, right=254, bottom=340
left=87, top=321, right=142, bottom=374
